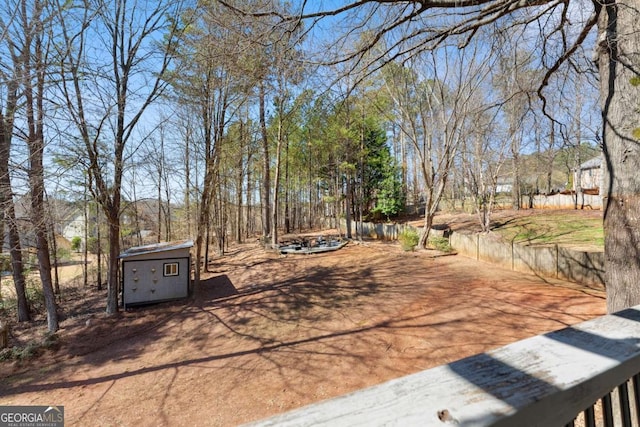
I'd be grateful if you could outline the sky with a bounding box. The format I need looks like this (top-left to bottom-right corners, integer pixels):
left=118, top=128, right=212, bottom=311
left=0, top=0, right=601, bottom=204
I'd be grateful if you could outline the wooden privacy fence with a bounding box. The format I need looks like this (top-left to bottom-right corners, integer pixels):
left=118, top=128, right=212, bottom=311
left=529, top=193, right=603, bottom=210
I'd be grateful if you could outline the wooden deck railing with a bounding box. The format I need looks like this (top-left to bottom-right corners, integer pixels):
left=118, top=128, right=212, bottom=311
left=250, top=306, right=640, bottom=426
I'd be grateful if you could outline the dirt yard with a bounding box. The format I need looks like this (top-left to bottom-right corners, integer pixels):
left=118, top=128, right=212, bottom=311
left=0, top=238, right=606, bottom=426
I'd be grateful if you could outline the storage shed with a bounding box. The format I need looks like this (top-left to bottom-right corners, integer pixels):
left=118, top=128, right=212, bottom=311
left=120, top=240, right=193, bottom=308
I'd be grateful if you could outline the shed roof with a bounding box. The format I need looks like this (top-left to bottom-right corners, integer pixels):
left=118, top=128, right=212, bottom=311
left=119, top=240, right=193, bottom=259
left=578, top=156, right=602, bottom=170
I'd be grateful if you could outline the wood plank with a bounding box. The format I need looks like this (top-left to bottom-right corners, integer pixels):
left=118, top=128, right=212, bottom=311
left=249, top=306, right=640, bottom=427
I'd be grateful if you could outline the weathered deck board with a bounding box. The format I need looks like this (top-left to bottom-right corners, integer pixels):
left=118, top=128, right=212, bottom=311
left=249, top=307, right=640, bottom=426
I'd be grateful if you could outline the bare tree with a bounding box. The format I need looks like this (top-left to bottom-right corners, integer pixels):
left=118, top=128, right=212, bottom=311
left=382, top=46, right=491, bottom=247
left=4, top=0, right=59, bottom=331
left=172, top=111, right=197, bottom=240
left=0, top=1, right=29, bottom=322
left=553, top=53, right=600, bottom=209
left=56, top=0, right=184, bottom=314
left=496, top=53, right=536, bottom=209
left=136, top=118, right=175, bottom=243
left=224, top=108, right=257, bottom=244
left=258, top=81, right=271, bottom=242
left=246, top=1, right=304, bottom=248
left=169, top=0, right=255, bottom=283
left=257, top=0, right=638, bottom=313
left=461, top=103, right=507, bottom=233
left=269, top=45, right=305, bottom=249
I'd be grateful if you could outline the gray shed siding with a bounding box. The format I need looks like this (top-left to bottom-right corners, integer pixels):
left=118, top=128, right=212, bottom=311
left=120, top=242, right=192, bottom=308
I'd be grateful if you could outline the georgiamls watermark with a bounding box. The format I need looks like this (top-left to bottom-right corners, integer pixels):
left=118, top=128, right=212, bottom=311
left=0, top=406, right=64, bottom=427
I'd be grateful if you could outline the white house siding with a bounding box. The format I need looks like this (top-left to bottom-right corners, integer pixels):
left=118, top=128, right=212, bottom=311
left=579, top=167, right=601, bottom=190
left=575, top=155, right=603, bottom=193
left=61, top=213, right=85, bottom=243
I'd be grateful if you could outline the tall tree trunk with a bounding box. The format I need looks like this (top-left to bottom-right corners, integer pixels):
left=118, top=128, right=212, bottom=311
left=106, top=210, right=120, bottom=314
left=573, top=80, right=585, bottom=210
left=599, top=1, right=640, bottom=313
left=23, top=6, right=58, bottom=331
left=259, top=82, right=271, bottom=242
left=345, top=175, right=352, bottom=239
left=308, top=148, right=313, bottom=230
left=83, top=182, right=88, bottom=288
left=0, top=89, right=29, bottom=322
left=49, top=212, right=60, bottom=295
left=246, top=157, right=253, bottom=240
left=511, top=151, right=521, bottom=210
left=418, top=208, right=434, bottom=248
left=194, top=159, right=215, bottom=287
left=130, top=178, right=142, bottom=246
left=546, top=123, right=555, bottom=194
left=284, top=137, right=291, bottom=235
left=271, top=116, right=284, bottom=249
left=164, top=192, right=171, bottom=241
left=158, top=168, right=162, bottom=243
left=96, top=203, right=102, bottom=291
left=184, top=127, right=191, bottom=238
left=213, top=165, right=226, bottom=255
left=334, top=171, right=342, bottom=235
left=28, top=136, right=58, bottom=331
left=235, top=119, right=245, bottom=244
left=5, top=207, right=29, bottom=321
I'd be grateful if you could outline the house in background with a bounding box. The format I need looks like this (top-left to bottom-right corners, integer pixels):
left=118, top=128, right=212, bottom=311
left=120, top=240, right=193, bottom=308
left=574, top=155, right=603, bottom=196
left=61, top=211, right=86, bottom=245
left=495, top=177, right=513, bottom=194
left=55, top=198, right=171, bottom=251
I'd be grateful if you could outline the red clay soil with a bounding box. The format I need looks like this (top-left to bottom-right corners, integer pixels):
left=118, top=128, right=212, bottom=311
left=0, top=240, right=605, bottom=426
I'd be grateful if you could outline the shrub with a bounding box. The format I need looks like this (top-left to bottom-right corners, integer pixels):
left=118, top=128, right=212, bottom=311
left=398, top=228, right=419, bottom=251
left=25, top=278, right=45, bottom=314
left=0, top=333, right=59, bottom=362
left=71, top=236, right=82, bottom=252
left=429, top=236, right=453, bottom=253
left=1, top=277, right=45, bottom=315
left=56, top=247, right=72, bottom=263
left=0, top=254, right=10, bottom=274
left=86, top=237, right=102, bottom=254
